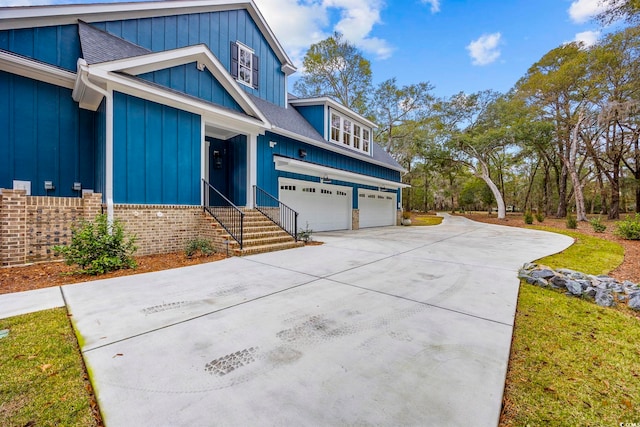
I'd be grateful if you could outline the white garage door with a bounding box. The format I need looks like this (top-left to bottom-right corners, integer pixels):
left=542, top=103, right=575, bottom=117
left=358, top=189, right=396, bottom=228
left=278, top=178, right=351, bottom=232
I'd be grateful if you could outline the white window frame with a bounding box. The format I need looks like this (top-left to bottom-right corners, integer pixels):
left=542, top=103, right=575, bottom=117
left=362, top=128, right=370, bottom=153
left=343, top=118, right=352, bottom=146
left=329, top=109, right=372, bottom=155
left=331, top=113, right=341, bottom=143
left=237, top=42, right=254, bottom=88
left=353, top=124, right=361, bottom=149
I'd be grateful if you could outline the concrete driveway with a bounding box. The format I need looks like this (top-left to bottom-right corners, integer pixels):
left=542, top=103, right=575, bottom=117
left=58, top=214, right=572, bottom=426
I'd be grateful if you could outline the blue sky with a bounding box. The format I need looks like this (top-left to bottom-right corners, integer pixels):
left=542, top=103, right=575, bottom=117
left=0, top=0, right=619, bottom=98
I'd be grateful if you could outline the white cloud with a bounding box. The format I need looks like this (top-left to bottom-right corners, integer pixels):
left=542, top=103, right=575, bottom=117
left=573, top=30, right=600, bottom=47
left=568, top=0, right=612, bottom=23
left=466, top=33, right=502, bottom=66
left=421, top=0, right=440, bottom=13
left=255, top=0, right=393, bottom=65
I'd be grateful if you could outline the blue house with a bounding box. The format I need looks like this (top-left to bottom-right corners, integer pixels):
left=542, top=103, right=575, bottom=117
left=0, top=0, right=406, bottom=255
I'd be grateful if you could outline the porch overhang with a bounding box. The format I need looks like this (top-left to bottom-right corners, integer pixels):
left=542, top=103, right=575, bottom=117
left=273, top=155, right=410, bottom=190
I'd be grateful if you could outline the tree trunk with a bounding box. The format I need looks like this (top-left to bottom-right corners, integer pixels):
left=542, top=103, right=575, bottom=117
left=609, top=162, right=621, bottom=220
left=564, top=115, right=587, bottom=221
left=478, top=160, right=506, bottom=219
left=556, top=164, right=568, bottom=217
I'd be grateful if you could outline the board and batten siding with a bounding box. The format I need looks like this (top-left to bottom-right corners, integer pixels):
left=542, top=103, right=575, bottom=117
left=138, top=62, right=243, bottom=112
left=113, top=92, right=201, bottom=205
left=93, top=9, right=286, bottom=106
left=0, top=24, right=81, bottom=72
left=292, top=105, right=326, bottom=138
left=0, top=71, right=95, bottom=197
left=256, top=132, right=401, bottom=209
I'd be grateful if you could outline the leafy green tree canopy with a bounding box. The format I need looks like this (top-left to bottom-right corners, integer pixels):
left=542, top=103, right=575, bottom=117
left=293, top=32, right=372, bottom=114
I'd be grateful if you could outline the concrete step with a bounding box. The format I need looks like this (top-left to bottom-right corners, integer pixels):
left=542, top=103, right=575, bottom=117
left=233, top=240, right=305, bottom=256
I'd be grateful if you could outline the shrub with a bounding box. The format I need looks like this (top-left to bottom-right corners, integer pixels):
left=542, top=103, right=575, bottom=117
left=53, top=214, right=137, bottom=275
left=185, top=238, right=215, bottom=257
left=524, top=210, right=534, bottom=225
left=402, top=211, right=411, bottom=220
left=589, top=216, right=607, bottom=233
left=297, top=222, right=313, bottom=243
left=615, top=213, right=640, bottom=240
left=535, top=211, right=545, bottom=223
left=566, top=214, right=577, bottom=229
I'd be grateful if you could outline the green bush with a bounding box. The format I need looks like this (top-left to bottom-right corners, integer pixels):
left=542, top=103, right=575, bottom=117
left=297, top=222, right=313, bottom=243
left=535, top=211, right=545, bottom=223
left=566, top=214, right=577, bottom=229
left=615, top=213, right=640, bottom=240
left=589, top=216, right=607, bottom=233
left=53, top=214, right=137, bottom=275
left=185, top=238, right=215, bottom=257
left=524, top=210, right=534, bottom=225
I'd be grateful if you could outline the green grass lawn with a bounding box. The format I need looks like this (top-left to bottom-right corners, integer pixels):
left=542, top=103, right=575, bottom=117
left=0, top=308, right=99, bottom=426
left=502, top=227, right=640, bottom=426
left=410, top=214, right=443, bottom=226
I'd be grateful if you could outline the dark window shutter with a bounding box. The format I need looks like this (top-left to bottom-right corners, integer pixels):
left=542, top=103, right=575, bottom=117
left=251, top=54, right=259, bottom=89
left=230, top=42, right=238, bottom=79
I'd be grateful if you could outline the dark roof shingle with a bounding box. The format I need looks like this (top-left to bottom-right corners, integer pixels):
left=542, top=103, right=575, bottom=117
left=78, top=20, right=151, bottom=64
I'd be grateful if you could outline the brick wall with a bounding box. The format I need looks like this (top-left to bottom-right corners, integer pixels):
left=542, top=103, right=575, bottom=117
left=112, top=204, right=227, bottom=256
left=0, top=191, right=103, bottom=267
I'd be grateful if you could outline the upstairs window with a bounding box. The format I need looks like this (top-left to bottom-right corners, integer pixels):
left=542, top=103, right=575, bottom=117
left=331, top=113, right=341, bottom=142
left=353, top=124, right=361, bottom=149
left=362, top=128, right=370, bottom=153
left=329, top=109, right=371, bottom=154
left=231, top=42, right=259, bottom=89
left=343, top=119, right=352, bottom=145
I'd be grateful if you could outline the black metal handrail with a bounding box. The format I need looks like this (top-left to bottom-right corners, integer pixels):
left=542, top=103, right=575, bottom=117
left=253, top=185, right=298, bottom=240
left=203, top=179, right=244, bottom=249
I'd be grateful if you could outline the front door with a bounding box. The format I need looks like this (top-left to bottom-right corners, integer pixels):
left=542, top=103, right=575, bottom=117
left=206, top=137, right=230, bottom=206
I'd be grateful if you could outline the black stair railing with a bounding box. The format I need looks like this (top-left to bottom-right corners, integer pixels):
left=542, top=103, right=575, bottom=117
left=203, top=179, right=244, bottom=249
left=253, top=185, right=298, bottom=240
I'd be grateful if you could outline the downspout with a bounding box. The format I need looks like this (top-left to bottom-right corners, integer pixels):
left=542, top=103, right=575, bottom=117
left=77, top=59, right=114, bottom=223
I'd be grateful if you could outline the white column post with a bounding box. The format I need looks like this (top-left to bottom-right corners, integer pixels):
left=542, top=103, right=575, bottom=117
left=246, top=133, right=258, bottom=208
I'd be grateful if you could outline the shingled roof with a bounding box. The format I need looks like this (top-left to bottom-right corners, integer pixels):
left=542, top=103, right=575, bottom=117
left=248, top=94, right=403, bottom=171
left=78, top=20, right=151, bottom=64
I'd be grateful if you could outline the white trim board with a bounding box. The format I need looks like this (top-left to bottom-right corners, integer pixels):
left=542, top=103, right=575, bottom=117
left=273, top=155, right=410, bottom=190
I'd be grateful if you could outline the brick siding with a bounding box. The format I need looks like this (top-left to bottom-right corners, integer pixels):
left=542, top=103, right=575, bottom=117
left=0, top=190, right=104, bottom=266
left=112, top=204, right=227, bottom=256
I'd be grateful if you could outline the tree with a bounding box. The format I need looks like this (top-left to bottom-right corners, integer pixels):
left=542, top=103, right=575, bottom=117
left=516, top=43, right=590, bottom=219
left=584, top=25, right=640, bottom=218
left=293, top=32, right=372, bottom=114
left=439, top=90, right=514, bottom=219
left=596, top=0, right=640, bottom=25
left=371, top=78, right=436, bottom=154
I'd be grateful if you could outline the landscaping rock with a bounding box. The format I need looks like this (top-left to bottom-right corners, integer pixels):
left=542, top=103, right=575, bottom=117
left=629, top=292, right=640, bottom=311
left=519, top=264, right=640, bottom=311
left=531, top=269, right=555, bottom=280
left=565, top=280, right=583, bottom=296
left=550, top=276, right=568, bottom=289
left=595, top=289, right=615, bottom=307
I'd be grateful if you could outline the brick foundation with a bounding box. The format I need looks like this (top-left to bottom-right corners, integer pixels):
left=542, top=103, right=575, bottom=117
left=112, top=204, right=227, bottom=256
left=0, top=190, right=104, bottom=266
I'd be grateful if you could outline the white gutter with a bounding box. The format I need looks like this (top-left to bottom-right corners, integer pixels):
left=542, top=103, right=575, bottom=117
left=270, top=126, right=406, bottom=173
left=273, top=155, right=410, bottom=190
left=76, top=59, right=114, bottom=223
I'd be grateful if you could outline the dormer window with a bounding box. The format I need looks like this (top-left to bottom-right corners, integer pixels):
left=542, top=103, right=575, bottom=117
left=329, top=110, right=371, bottom=154
left=331, top=113, right=341, bottom=142
left=231, top=41, right=259, bottom=89
left=343, top=119, right=352, bottom=145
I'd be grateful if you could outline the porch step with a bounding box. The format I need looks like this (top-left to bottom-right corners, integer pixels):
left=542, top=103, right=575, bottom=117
left=232, top=240, right=304, bottom=256
left=204, top=208, right=302, bottom=256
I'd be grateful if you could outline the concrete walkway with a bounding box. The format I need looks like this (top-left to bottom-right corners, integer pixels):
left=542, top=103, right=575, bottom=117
left=1, top=214, right=573, bottom=426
